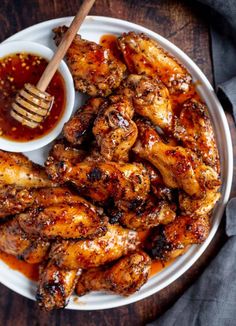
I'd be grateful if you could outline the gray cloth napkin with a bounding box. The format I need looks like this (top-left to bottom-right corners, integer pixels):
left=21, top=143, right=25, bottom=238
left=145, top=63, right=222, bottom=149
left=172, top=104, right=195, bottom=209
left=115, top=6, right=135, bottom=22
left=148, top=1, right=236, bottom=325
left=148, top=199, right=236, bottom=326
left=199, top=0, right=236, bottom=122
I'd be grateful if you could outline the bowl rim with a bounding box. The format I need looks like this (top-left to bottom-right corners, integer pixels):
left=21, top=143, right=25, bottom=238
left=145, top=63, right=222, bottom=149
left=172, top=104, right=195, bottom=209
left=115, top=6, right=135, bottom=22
left=0, top=40, right=75, bottom=152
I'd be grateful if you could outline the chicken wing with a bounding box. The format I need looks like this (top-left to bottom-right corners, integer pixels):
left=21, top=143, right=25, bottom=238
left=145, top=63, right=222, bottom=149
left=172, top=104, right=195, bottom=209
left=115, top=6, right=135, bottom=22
left=145, top=214, right=210, bottom=261
left=63, top=97, right=104, bottom=145
left=76, top=251, right=151, bottom=297
left=50, top=224, right=139, bottom=269
left=133, top=119, right=220, bottom=198
left=0, top=217, right=50, bottom=264
left=93, top=95, right=138, bottom=162
left=48, top=141, right=87, bottom=165
left=18, top=201, right=107, bottom=240
left=120, top=74, right=174, bottom=133
left=138, top=159, right=175, bottom=202
left=45, top=157, right=150, bottom=207
left=36, top=261, right=80, bottom=311
left=0, top=185, right=94, bottom=219
left=174, top=99, right=220, bottom=172
left=0, top=185, right=33, bottom=219
left=31, top=186, right=89, bottom=207
left=117, top=32, right=191, bottom=94
left=53, top=26, right=126, bottom=97
left=179, top=187, right=221, bottom=216
left=0, top=150, right=53, bottom=188
left=119, top=198, right=176, bottom=230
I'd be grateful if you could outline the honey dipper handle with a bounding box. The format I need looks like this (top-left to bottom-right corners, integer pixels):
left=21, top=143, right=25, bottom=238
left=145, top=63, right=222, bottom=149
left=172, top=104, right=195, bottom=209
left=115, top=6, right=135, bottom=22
left=36, top=0, right=96, bottom=91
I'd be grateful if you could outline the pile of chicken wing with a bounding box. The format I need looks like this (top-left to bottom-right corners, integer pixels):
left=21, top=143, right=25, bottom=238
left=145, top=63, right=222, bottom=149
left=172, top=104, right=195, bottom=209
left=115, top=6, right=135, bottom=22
left=0, top=28, right=221, bottom=311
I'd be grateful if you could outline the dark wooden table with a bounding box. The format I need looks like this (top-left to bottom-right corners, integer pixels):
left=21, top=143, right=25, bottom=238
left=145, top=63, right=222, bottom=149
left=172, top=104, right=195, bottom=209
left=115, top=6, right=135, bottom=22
left=0, top=0, right=235, bottom=325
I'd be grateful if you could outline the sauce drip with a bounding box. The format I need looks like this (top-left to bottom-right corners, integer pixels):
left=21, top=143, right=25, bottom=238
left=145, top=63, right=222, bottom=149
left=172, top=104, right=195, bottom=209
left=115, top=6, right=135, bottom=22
left=100, top=34, right=124, bottom=61
left=0, top=53, right=66, bottom=141
left=138, top=230, right=172, bottom=277
left=0, top=250, right=39, bottom=281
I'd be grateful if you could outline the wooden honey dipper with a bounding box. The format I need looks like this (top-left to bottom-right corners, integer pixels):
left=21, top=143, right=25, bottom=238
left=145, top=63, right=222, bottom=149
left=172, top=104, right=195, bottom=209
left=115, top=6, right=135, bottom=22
left=11, top=0, right=95, bottom=128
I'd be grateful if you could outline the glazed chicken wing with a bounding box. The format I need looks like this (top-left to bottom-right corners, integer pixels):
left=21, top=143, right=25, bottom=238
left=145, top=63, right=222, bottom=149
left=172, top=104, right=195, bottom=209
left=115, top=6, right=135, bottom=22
left=0, top=151, right=53, bottom=218
left=50, top=224, right=139, bottom=269
left=137, top=159, right=175, bottom=202
left=63, top=97, right=104, bottom=146
left=0, top=185, right=92, bottom=219
left=117, top=32, right=191, bottom=94
left=76, top=251, right=151, bottom=297
left=145, top=214, right=210, bottom=261
left=45, top=157, right=150, bottom=207
left=109, top=195, right=176, bottom=231
left=93, top=95, right=138, bottom=162
left=119, top=199, right=176, bottom=230
left=0, top=150, right=53, bottom=188
left=120, top=74, right=174, bottom=133
left=133, top=120, right=220, bottom=198
left=174, top=99, right=220, bottom=171
left=53, top=26, right=126, bottom=97
left=0, top=185, right=33, bottom=219
left=179, top=187, right=221, bottom=216
left=48, top=141, right=87, bottom=165
left=18, top=199, right=107, bottom=240
left=36, top=261, right=80, bottom=311
left=0, top=217, right=50, bottom=264
left=133, top=120, right=200, bottom=196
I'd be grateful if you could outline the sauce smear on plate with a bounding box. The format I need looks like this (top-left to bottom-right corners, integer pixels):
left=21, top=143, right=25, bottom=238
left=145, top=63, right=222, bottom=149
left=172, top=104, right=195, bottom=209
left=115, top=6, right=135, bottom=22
left=0, top=250, right=39, bottom=281
left=0, top=53, right=66, bottom=141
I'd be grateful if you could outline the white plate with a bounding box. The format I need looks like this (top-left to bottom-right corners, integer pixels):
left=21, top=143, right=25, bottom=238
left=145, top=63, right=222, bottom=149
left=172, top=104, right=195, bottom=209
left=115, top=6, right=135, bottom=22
left=0, top=16, right=233, bottom=310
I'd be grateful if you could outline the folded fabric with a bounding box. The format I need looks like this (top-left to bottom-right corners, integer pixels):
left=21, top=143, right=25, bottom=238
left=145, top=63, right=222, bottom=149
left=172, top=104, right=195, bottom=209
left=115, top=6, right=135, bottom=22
left=147, top=199, right=236, bottom=326
left=199, top=0, right=236, bottom=84
left=196, top=1, right=236, bottom=121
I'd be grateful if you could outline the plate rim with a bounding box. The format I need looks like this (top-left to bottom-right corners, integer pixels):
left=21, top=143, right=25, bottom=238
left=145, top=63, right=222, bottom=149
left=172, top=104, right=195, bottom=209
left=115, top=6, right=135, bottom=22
left=0, top=15, right=233, bottom=310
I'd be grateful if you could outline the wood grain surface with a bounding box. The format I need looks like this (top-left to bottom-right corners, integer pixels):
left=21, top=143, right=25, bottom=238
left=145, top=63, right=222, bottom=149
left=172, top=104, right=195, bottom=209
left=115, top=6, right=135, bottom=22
left=0, top=0, right=234, bottom=325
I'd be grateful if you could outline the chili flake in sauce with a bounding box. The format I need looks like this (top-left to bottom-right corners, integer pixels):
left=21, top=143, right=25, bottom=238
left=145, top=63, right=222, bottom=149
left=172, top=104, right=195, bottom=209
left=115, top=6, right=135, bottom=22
left=0, top=53, right=66, bottom=141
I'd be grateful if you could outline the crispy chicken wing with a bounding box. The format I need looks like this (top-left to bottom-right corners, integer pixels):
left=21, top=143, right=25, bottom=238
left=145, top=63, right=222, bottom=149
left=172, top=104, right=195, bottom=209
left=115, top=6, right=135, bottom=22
left=0, top=185, right=93, bottom=219
left=31, top=186, right=89, bottom=207
left=36, top=261, right=80, bottom=311
left=0, top=185, right=33, bottom=219
left=119, top=198, right=176, bottom=230
left=174, top=99, right=220, bottom=171
left=48, top=141, right=87, bottom=165
left=0, top=217, right=50, bottom=263
left=109, top=195, right=176, bottom=230
left=0, top=151, right=54, bottom=218
left=120, top=74, right=174, bottom=133
left=53, top=26, right=126, bottom=97
left=145, top=214, right=210, bottom=261
left=179, top=187, right=221, bottom=216
left=63, top=98, right=104, bottom=145
left=18, top=200, right=107, bottom=240
left=0, top=150, right=53, bottom=188
left=138, top=160, right=175, bottom=202
left=117, top=32, right=191, bottom=94
left=133, top=120, right=220, bottom=198
left=93, top=95, right=138, bottom=161
left=50, top=224, right=139, bottom=269
left=76, top=251, right=151, bottom=296
left=45, top=157, right=150, bottom=207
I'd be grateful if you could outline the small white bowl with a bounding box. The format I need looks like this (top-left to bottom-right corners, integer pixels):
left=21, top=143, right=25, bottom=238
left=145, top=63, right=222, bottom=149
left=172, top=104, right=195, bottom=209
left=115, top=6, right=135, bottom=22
left=0, top=41, right=75, bottom=152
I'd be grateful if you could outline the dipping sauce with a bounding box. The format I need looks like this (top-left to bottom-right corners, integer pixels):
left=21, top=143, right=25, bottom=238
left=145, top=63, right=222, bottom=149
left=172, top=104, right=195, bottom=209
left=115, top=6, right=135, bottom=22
left=0, top=250, right=39, bottom=281
left=0, top=53, right=66, bottom=141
